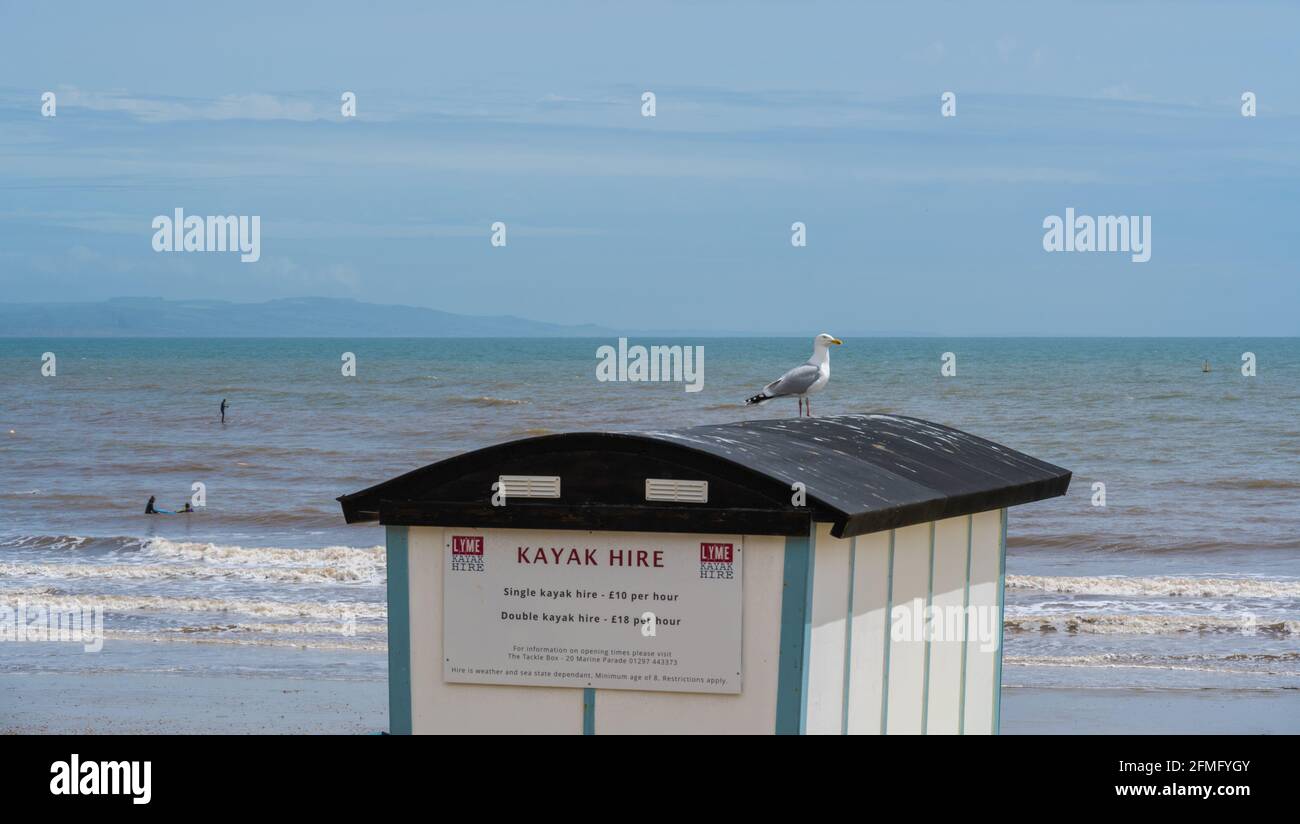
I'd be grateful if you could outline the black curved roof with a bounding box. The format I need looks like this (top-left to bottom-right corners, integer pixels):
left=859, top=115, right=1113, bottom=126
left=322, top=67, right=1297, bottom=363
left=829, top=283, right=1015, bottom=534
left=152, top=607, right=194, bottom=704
left=338, top=414, right=1070, bottom=539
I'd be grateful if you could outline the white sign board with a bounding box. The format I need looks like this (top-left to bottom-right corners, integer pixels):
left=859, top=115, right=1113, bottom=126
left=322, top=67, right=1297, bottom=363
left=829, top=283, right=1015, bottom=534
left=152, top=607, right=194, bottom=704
left=442, top=528, right=743, bottom=694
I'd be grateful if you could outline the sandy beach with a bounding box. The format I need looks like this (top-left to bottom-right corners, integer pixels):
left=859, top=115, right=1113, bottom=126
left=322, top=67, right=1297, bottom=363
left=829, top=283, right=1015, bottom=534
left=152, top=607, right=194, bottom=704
left=6, top=669, right=1297, bottom=735
left=1002, top=687, right=1300, bottom=736
left=0, top=671, right=386, bottom=735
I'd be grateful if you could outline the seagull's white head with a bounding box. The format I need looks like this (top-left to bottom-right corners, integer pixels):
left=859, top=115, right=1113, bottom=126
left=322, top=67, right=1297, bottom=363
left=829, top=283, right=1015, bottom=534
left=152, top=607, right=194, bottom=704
left=814, top=332, right=843, bottom=349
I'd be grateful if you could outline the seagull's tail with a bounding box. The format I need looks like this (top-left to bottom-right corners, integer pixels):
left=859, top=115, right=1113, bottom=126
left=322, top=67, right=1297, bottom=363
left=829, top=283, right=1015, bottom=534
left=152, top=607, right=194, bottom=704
left=744, top=391, right=772, bottom=406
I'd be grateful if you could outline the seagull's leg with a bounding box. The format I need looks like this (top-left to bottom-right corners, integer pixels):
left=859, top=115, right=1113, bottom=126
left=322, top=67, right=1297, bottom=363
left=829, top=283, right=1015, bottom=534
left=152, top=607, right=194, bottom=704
left=807, top=397, right=812, bottom=417
left=797, top=397, right=803, bottom=417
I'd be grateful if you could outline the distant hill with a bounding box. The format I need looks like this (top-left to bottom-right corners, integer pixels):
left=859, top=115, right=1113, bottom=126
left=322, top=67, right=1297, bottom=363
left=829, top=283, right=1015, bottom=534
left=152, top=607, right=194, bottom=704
left=0, top=297, right=618, bottom=338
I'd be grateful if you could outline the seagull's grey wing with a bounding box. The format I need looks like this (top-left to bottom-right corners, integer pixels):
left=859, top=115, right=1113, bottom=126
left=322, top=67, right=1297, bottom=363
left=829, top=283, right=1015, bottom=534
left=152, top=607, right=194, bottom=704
left=763, top=362, right=821, bottom=397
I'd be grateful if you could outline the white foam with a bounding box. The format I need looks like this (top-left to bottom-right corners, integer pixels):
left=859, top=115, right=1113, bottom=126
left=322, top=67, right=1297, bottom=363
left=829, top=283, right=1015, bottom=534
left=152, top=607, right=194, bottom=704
left=163, top=621, right=386, bottom=637
left=129, top=539, right=385, bottom=583
left=1004, top=613, right=1298, bottom=635
left=141, top=538, right=383, bottom=568
left=0, top=586, right=386, bottom=621
left=1005, top=653, right=1300, bottom=677
left=0, top=560, right=382, bottom=585
left=1007, top=574, right=1300, bottom=599
left=0, top=535, right=92, bottom=551
left=101, top=629, right=386, bottom=653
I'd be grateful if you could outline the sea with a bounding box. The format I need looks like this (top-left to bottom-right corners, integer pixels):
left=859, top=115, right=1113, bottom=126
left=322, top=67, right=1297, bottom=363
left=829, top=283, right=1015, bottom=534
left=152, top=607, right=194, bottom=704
left=2, top=337, right=1297, bottom=729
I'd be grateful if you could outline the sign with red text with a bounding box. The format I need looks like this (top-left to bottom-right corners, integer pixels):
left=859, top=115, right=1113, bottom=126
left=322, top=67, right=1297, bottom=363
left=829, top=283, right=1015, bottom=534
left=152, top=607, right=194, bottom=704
left=442, top=529, right=743, bottom=694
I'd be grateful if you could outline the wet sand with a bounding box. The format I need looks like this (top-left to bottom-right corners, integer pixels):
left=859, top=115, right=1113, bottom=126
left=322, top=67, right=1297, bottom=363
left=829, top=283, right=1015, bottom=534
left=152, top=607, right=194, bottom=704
left=1001, top=686, right=1300, bottom=735
left=0, top=672, right=386, bottom=735
left=4, top=672, right=1297, bottom=734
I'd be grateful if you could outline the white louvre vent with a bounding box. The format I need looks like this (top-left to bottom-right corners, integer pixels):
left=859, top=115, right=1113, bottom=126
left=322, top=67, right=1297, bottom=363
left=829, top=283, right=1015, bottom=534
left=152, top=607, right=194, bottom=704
left=645, top=478, right=709, bottom=503
left=498, top=475, right=561, bottom=499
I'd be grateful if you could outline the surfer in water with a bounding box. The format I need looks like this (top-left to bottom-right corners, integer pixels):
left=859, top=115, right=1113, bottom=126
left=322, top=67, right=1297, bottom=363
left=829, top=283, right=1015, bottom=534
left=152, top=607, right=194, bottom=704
left=144, top=497, right=193, bottom=515
left=220, top=398, right=229, bottom=423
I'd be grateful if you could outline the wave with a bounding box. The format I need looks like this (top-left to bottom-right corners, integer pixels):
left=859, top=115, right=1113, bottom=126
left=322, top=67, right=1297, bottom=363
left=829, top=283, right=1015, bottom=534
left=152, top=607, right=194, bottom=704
left=1208, top=478, right=1300, bottom=491
left=1007, top=574, right=1300, bottom=599
left=1142, top=413, right=1203, bottom=423
left=0, top=534, right=138, bottom=551
left=1005, top=653, right=1300, bottom=677
left=449, top=395, right=527, bottom=407
left=1004, top=613, right=1298, bottom=636
left=0, top=560, right=382, bottom=585
left=164, top=621, right=386, bottom=637
left=1148, top=477, right=1300, bottom=492
left=201, top=444, right=357, bottom=461
left=1006, top=533, right=1300, bottom=552
left=100, top=629, right=386, bottom=653
left=140, top=538, right=382, bottom=568
left=1, top=535, right=384, bottom=573
left=0, top=586, right=386, bottom=621
left=1, top=532, right=100, bottom=551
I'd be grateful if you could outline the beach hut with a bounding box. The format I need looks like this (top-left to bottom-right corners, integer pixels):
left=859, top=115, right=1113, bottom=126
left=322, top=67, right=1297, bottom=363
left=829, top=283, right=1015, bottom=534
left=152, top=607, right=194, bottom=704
left=338, top=413, right=1070, bottom=735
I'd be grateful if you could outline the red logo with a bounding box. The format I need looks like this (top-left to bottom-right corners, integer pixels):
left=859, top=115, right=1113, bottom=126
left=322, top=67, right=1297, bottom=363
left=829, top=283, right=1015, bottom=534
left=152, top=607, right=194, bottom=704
left=451, top=536, right=484, bottom=555
left=700, top=542, right=733, bottom=563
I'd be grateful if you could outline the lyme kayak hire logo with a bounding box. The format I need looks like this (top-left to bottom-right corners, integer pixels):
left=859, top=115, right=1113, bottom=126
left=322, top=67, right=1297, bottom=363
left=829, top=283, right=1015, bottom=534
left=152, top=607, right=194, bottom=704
left=699, top=542, right=735, bottom=580
left=450, top=535, right=486, bottom=572
left=49, top=754, right=151, bottom=805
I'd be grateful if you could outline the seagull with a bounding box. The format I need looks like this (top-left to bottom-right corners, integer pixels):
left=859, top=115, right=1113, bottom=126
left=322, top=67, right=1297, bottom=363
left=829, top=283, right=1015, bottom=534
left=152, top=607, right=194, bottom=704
left=745, top=333, right=842, bottom=416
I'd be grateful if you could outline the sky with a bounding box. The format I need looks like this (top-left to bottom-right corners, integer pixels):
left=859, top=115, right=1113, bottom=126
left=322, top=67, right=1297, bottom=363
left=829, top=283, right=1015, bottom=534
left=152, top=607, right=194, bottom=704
left=0, top=0, right=1297, bottom=335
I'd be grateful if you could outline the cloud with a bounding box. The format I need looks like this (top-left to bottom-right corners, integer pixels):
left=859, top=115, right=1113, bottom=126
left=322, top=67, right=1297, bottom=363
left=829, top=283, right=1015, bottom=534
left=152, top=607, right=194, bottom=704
left=996, top=36, right=1017, bottom=64
left=1096, top=83, right=1156, bottom=103
left=20, top=243, right=194, bottom=277
left=849, top=166, right=1109, bottom=185
left=53, top=88, right=332, bottom=123
left=537, top=93, right=622, bottom=109
left=325, top=263, right=361, bottom=289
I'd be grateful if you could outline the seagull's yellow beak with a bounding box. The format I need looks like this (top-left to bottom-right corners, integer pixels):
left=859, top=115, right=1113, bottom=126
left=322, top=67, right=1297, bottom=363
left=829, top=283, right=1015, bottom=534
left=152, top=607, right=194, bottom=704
left=831, top=338, right=843, bottom=345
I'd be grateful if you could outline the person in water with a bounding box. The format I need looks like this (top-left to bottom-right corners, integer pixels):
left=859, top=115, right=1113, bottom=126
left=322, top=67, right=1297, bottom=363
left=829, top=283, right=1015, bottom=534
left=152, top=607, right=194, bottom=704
left=220, top=398, right=228, bottom=423
left=145, top=495, right=157, bottom=514
left=180, top=502, right=193, bottom=513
